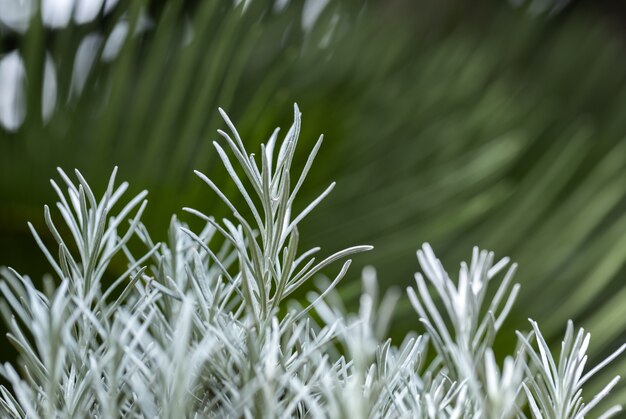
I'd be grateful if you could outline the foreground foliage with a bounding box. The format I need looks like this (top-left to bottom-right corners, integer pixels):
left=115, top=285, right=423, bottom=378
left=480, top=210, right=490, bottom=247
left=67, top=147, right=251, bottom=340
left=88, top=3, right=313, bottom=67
left=0, top=107, right=624, bottom=418
left=3, top=3, right=626, bottom=403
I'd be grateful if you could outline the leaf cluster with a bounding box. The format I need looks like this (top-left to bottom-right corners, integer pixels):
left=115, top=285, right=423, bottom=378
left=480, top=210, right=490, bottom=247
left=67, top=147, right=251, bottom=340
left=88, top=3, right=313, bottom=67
left=0, top=107, right=624, bottom=418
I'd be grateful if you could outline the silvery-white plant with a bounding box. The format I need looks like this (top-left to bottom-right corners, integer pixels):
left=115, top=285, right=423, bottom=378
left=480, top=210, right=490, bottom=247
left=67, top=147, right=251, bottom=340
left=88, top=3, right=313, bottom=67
left=0, top=105, right=624, bottom=418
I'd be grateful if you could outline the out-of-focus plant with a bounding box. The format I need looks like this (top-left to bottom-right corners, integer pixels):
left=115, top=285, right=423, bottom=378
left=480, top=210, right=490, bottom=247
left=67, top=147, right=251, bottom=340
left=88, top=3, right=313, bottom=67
left=1, top=0, right=626, bottom=410
left=1, top=106, right=624, bottom=418
left=508, top=0, right=571, bottom=16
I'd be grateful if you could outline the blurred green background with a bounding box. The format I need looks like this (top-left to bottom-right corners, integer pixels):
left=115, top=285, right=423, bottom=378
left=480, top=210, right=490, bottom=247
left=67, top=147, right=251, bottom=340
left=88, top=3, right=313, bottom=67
left=1, top=0, right=626, bottom=409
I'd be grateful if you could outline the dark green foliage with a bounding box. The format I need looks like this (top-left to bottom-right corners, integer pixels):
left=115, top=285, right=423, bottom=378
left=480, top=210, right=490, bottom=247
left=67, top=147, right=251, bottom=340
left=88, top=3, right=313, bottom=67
left=1, top=0, right=625, bottom=409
